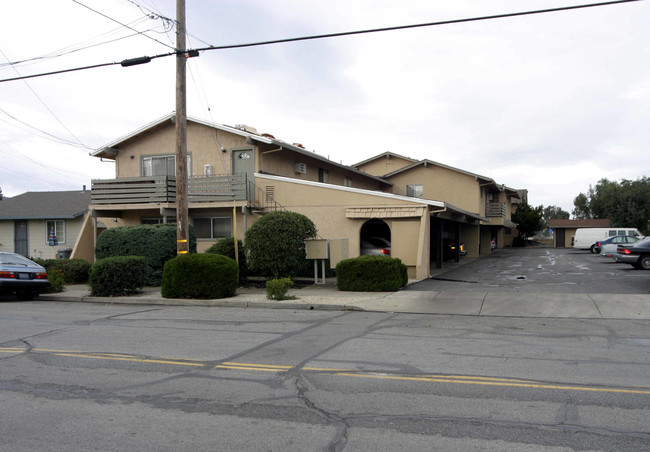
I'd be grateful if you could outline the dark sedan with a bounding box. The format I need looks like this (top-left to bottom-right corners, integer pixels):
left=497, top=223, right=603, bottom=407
left=615, top=237, right=650, bottom=270
left=0, top=252, right=50, bottom=300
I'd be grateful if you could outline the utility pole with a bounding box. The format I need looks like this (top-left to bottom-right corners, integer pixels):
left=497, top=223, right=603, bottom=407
left=175, top=0, right=189, bottom=255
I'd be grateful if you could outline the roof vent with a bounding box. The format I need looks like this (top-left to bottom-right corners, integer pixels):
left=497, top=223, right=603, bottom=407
left=235, top=124, right=258, bottom=134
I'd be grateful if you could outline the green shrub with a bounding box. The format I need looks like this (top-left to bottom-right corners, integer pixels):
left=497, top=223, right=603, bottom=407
left=336, top=255, right=408, bottom=292
left=44, top=268, right=65, bottom=293
left=245, top=211, right=317, bottom=278
left=266, top=278, right=294, bottom=301
left=206, top=237, right=247, bottom=283
left=161, top=253, right=238, bottom=299
left=95, top=224, right=197, bottom=286
left=49, top=259, right=91, bottom=284
left=89, top=256, right=147, bottom=297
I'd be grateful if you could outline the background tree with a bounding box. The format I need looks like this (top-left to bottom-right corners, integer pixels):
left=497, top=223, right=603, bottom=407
left=572, top=177, right=650, bottom=233
left=511, top=199, right=544, bottom=246
left=245, top=211, right=317, bottom=278
left=539, top=205, right=570, bottom=238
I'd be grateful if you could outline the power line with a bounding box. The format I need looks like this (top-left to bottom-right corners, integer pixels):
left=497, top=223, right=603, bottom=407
left=71, top=0, right=177, bottom=51
left=0, top=0, right=642, bottom=84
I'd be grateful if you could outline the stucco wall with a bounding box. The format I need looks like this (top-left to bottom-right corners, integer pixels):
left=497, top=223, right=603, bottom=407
left=256, top=175, right=431, bottom=279
left=113, top=122, right=250, bottom=178
left=385, top=165, right=480, bottom=213
left=355, top=155, right=415, bottom=177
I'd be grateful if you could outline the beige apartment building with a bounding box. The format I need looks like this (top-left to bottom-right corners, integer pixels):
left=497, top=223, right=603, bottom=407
left=77, top=114, right=524, bottom=280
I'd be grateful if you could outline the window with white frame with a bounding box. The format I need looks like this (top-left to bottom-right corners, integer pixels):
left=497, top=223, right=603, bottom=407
left=193, top=217, right=232, bottom=239
left=142, top=154, right=192, bottom=177
left=45, top=220, right=65, bottom=244
left=406, top=184, right=424, bottom=198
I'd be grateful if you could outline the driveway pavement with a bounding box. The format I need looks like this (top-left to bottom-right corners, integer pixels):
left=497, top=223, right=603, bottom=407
left=34, top=247, right=650, bottom=320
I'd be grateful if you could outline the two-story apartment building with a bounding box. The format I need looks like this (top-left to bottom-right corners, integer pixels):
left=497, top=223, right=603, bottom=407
left=354, top=152, right=524, bottom=257
left=77, top=114, right=524, bottom=280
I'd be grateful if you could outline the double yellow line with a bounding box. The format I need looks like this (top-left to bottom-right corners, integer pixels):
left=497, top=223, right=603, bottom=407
left=2, top=347, right=650, bottom=395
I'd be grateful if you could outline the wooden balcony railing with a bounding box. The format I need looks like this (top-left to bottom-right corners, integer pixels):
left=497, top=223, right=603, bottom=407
left=486, top=202, right=506, bottom=218
left=91, top=174, right=251, bottom=205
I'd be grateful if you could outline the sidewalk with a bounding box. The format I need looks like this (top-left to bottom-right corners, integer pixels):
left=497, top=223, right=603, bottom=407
left=39, top=281, right=650, bottom=320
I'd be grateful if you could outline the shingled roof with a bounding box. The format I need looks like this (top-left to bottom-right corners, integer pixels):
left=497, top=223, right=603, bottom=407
left=0, top=190, right=91, bottom=220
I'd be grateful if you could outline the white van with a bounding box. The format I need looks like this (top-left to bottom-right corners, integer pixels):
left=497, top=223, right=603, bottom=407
left=572, top=227, right=643, bottom=252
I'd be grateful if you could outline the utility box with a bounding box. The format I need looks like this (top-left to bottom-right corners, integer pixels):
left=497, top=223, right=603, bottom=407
left=328, top=239, right=349, bottom=269
left=305, top=239, right=328, bottom=260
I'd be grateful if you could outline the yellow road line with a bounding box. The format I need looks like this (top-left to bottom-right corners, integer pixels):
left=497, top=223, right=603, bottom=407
left=4, top=347, right=650, bottom=395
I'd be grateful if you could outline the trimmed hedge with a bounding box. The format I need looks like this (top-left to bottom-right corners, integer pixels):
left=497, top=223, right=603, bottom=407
left=95, top=224, right=197, bottom=286
left=32, top=258, right=91, bottom=284
left=89, top=256, right=147, bottom=296
left=161, top=253, right=238, bottom=299
left=336, top=255, right=408, bottom=292
left=205, top=237, right=247, bottom=283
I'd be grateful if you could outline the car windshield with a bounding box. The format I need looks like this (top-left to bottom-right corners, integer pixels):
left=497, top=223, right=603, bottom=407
left=0, top=253, right=36, bottom=266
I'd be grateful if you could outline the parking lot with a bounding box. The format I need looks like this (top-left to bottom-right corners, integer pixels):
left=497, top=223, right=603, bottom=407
left=411, top=246, right=650, bottom=294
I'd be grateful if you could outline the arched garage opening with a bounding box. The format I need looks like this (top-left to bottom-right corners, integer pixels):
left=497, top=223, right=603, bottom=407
left=360, top=219, right=391, bottom=256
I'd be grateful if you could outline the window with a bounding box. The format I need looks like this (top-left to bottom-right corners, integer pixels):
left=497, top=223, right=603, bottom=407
left=45, top=220, right=65, bottom=244
left=344, top=176, right=352, bottom=187
left=141, top=217, right=174, bottom=225
left=142, top=155, right=192, bottom=177
left=406, top=184, right=424, bottom=198
left=318, top=168, right=329, bottom=183
left=193, top=217, right=232, bottom=239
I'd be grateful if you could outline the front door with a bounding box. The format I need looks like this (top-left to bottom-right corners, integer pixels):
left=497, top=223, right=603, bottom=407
left=14, top=221, right=28, bottom=256
left=233, top=149, right=255, bottom=200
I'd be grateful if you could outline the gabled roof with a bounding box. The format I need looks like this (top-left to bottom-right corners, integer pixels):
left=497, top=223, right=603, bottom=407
left=92, top=113, right=391, bottom=188
left=384, top=158, right=500, bottom=186
left=0, top=190, right=91, bottom=220
left=352, top=152, right=419, bottom=168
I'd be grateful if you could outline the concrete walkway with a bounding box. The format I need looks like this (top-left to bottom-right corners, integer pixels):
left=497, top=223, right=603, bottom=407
left=38, top=282, right=650, bottom=320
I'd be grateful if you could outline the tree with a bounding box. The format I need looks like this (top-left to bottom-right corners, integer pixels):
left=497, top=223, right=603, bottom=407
left=511, top=199, right=544, bottom=246
left=572, top=177, right=650, bottom=233
left=539, top=205, right=570, bottom=238
left=245, top=211, right=317, bottom=278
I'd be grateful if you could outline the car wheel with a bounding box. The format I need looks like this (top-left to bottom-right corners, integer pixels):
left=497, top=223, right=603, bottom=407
left=589, top=245, right=596, bottom=253
left=640, top=255, right=650, bottom=270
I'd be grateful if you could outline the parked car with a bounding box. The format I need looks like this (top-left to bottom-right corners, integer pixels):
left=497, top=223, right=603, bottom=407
left=360, top=237, right=391, bottom=256
left=615, top=237, right=650, bottom=270
left=0, top=252, right=50, bottom=300
left=595, top=235, right=641, bottom=256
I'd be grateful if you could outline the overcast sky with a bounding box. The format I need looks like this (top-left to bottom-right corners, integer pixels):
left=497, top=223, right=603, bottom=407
left=1, top=0, right=648, bottom=214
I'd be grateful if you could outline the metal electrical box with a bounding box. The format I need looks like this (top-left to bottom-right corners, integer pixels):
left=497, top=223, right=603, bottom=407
left=328, top=239, right=349, bottom=268
left=305, top=239, right=328, bottom=260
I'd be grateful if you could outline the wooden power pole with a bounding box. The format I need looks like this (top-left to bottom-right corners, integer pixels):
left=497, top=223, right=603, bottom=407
left=175, top=0, right=189, bottom=255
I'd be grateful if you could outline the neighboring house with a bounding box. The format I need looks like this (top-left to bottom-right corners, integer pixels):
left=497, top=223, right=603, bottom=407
left=548, top=219, right=611, bottom=248
left=0, top=190, right=91, bottom=259
left=354, top=152, right=524, bottom=255
left=82, top=114, right=527, bottom=280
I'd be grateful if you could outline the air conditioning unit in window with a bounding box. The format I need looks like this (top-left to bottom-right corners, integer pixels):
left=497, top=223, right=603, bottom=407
left=204, top=164, right=212, bottom=177
left=294, top=162, right=307, bottom=174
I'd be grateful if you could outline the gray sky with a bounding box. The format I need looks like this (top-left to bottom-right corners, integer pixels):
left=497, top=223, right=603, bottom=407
left=1, top=0, right=648, bottom=214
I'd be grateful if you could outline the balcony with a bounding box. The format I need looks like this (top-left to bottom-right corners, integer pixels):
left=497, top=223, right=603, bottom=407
left=91, top=174, right=252, bottom=205
left=486, top=202, right=506, bottom=218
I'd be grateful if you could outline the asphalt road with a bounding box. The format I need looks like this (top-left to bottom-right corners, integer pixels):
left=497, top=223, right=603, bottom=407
left=414, top=247, right=650, bottom=294
left=1, top=301, right=649, bottom=451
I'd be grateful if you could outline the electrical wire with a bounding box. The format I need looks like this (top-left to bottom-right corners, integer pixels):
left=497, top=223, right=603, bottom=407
left=0, top=0, right=641, bottom=84
left=72, top=0, right=177, bottom=51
